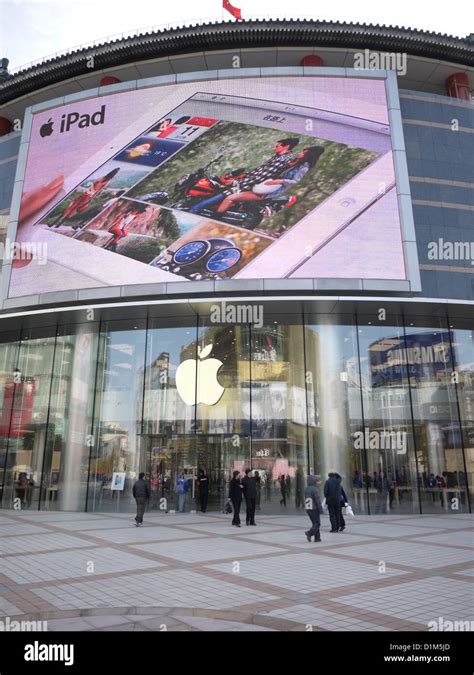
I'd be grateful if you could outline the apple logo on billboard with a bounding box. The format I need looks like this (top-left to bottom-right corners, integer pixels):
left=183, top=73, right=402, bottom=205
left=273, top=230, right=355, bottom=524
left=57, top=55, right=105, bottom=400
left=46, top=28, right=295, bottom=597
left=176, top=343, right=224, bottom=406
left=40, top=118, right=54, bottom=137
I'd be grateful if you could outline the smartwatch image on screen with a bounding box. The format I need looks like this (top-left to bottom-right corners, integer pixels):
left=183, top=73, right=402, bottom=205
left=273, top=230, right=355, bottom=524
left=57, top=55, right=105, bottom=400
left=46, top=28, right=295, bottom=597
left=152, top=237, right=242, bottom=280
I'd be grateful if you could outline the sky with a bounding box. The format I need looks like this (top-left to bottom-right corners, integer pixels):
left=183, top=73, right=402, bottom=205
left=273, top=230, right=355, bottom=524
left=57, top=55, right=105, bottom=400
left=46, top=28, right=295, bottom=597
left=0, top=0, right=471, bottom=72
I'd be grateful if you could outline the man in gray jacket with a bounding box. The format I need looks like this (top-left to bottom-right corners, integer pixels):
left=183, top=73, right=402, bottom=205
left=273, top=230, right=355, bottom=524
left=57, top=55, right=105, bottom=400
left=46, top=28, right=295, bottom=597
left=304, top=474, right=323, bottom=542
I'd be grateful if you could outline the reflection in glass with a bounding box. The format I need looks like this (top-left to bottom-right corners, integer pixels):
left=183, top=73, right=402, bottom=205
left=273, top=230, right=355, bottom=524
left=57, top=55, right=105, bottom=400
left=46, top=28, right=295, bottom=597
left=0, top=310, right=471, bottom=515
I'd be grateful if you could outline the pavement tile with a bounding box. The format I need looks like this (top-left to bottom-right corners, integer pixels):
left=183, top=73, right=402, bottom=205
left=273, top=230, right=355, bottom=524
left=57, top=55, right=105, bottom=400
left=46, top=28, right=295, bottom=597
left=0, top=533, right=98, bottom=555
left=327, top=541, right=473, bottom=568
left=79, top=526, right=204, bottom=544
left=130, top=537, right=279, bottom=562
left=334, top=577, right=474, bottom=625
left=0, top=547, right=164, bottom=584
left=207, top=552, right=407, bottom=593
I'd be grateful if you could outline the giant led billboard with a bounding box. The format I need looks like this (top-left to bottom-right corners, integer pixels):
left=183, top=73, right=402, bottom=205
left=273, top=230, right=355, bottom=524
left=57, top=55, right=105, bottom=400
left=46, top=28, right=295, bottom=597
left=9, top=75, right=411, bottom=297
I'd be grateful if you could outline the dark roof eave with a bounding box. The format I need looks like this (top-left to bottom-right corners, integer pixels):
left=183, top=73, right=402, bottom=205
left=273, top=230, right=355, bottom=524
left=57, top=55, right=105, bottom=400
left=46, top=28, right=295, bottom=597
left=1, top=19, right=472, bottom=106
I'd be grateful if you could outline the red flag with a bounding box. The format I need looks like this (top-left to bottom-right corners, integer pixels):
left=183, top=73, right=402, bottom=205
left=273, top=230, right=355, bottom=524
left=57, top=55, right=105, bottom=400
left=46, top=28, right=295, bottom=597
left=223, top=0, right=243, bottom=20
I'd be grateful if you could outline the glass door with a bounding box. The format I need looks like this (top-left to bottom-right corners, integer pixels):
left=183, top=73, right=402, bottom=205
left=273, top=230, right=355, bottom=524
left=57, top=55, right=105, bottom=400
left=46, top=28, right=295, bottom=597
left=195, top=434, right=250, bottom=513
left=145, top=433, right=251, bottom=513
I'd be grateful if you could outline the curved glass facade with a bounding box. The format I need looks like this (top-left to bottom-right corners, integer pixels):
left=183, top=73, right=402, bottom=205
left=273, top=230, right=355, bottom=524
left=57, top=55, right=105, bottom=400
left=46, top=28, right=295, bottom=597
left=0, top=308, right=472, bottom=515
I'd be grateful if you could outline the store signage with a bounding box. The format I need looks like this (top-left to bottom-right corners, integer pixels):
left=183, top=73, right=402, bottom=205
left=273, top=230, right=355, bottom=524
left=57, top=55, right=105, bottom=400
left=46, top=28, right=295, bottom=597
left=175, top=343, right=224, bottom=406
left=255, top=449, right=271, bottom=457
left=370, top=332, right=452, bottom=387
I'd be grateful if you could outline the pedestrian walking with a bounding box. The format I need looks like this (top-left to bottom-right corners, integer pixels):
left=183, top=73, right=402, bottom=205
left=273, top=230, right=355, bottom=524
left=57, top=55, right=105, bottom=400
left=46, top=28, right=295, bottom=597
left=304, top=475, right=323, bottom=542
left=334, top=472, right=348, bottom=531
left=132, top=472, right=150, bottom=527
left=242, top=468, right=257, bottom=526
left=229, top=470, right=243, bottom=527
left=324, top=471, right=342, bottom=532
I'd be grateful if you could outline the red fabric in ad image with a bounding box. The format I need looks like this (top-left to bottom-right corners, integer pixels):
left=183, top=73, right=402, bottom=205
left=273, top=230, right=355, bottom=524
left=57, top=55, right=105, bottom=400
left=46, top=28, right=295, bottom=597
left=155, top=126, right=177, bottom=138
left=186, top=117, right=218, bottom=127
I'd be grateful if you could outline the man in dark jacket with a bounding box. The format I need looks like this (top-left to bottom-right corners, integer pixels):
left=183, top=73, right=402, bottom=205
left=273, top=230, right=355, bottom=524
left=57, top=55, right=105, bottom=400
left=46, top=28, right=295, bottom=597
left=334, top=473, right=349, bottom=532
left=132, top=472, right=150, bottom=527
left=304, top=475, right=323, bottom=542
left=229, top=470, right=243, bottom=527
left=324, top=471, right=342, bottom=532
left=242, top=468, right=257, bottom=526
left=197, top=469, right=210, bottom=513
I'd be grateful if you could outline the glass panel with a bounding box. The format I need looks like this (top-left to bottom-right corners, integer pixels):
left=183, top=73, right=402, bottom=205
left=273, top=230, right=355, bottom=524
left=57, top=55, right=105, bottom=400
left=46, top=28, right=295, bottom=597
left=1, top=327, right=56, bottom=510
left=450, top=320, right=473, bottom=511
left=306, top=316, right=364, bottom=513
left=195, top=314, right=251, bottom=510
left=243, top=315, right=307, bottom=514
left=40, top=323, right=100, bottom=511
left=0, top=330, right=21, bottom=508
left=143, top=319, right=198, bottom=437
left=357, top=316, right=419, bottom=515
left=404, top=317, right=468, bottom=513
left=87, top=319, right=146, bottom=513
left=143, top=319, right=198, bottom=513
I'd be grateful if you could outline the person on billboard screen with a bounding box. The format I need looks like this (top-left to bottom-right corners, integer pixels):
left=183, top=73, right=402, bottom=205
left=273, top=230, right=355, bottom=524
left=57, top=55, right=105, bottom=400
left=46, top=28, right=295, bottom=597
left=155, top=118, right=177, bottom=138
left=106, top=209, right=139, bottom=251
left=52, top=168, right=120, bottom=228
left=215, top=138, right=299, bottom=212
left=217, top=145, right=324, bottom=216
left=188, top=138, right=300, bottom=215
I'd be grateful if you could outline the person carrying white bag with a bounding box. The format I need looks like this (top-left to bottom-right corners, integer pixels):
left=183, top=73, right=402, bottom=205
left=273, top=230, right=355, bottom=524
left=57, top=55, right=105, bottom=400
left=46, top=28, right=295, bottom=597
left=334, top=472, right=355, bottom=531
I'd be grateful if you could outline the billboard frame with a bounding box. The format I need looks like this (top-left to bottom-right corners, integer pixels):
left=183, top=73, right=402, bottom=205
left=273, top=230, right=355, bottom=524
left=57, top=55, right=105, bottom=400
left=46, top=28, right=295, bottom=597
left=0, top=67, right=421, bottom=312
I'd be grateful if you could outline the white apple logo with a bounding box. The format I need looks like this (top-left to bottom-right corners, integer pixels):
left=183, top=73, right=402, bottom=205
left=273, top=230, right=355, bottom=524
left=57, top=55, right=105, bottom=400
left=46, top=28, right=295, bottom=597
left=175, top=343, right=224, bottom=406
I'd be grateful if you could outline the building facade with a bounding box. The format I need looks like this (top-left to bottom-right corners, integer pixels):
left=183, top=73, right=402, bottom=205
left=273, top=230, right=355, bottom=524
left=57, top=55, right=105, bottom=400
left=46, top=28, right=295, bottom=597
left=0, top=20, right=472, bottom=515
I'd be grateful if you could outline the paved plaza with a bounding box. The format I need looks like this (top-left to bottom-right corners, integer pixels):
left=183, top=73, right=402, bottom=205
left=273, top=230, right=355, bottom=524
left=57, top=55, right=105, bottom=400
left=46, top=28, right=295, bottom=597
left=0, top=510, right=472, bottom=632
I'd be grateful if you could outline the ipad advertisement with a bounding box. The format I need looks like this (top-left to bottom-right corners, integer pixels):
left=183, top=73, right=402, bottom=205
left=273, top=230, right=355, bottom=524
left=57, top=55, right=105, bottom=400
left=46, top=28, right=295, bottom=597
left=9, top=76, right=409, bottom=297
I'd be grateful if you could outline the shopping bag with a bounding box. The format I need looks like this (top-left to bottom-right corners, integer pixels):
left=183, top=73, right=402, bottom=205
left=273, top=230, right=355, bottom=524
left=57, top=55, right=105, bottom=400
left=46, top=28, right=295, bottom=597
left=344, top=503, right=355, bottom=518
left=321, top=498, right=328, bottom=513
left=224, top=500, right=233, bottom=514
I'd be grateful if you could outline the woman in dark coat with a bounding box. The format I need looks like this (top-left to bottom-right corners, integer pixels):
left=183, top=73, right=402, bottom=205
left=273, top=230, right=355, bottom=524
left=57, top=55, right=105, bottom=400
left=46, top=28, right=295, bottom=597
left=228, top=470, right=243, bottom=527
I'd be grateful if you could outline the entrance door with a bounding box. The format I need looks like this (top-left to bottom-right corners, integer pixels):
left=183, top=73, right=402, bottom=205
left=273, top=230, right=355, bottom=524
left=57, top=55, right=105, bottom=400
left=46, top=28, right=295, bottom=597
left=144, top=434, right=250, bottom=513
left=145, top=435, right=195, bottom=513
left=194, top=434, right=251, bottom=512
